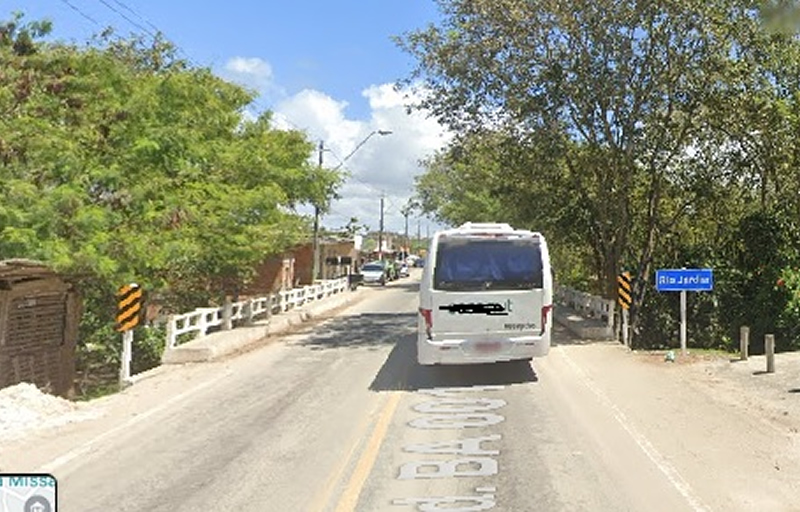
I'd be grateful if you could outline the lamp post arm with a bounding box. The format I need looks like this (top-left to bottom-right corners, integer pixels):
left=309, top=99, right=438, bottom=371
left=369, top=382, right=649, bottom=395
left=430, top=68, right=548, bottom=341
left=333, top=130, right=392, bottom=171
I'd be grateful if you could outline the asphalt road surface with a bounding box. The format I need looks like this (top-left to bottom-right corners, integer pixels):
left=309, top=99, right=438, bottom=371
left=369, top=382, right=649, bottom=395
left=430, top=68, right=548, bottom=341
left=6, top=272, right=800, bottom=511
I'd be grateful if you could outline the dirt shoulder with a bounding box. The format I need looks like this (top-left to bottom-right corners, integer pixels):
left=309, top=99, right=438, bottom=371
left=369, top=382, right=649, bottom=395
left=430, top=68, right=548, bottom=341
left=631, top=347, right=800, bottom=435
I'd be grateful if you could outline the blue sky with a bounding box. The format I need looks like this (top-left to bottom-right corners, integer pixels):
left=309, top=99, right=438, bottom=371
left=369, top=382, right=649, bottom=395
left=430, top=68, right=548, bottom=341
left=6, top=1, right=451, bottom=234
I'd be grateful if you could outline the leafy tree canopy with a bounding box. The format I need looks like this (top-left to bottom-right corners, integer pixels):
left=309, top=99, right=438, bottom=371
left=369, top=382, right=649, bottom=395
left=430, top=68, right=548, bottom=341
left=398, top=0, right=800, bottom=345
left=0, top=13, right=343, bottom=308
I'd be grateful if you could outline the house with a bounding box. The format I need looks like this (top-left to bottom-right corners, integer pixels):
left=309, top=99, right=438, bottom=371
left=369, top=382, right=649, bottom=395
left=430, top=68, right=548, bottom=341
left=319, top=237, right=361, bottom=280
left=241, top=237, right=359, bottom=296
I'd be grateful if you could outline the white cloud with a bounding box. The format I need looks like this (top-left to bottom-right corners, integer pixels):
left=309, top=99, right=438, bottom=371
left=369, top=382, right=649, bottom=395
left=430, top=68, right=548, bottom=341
left=272, top=83, right=453, bottom=235
left=222, top=56, right=276, bottom=93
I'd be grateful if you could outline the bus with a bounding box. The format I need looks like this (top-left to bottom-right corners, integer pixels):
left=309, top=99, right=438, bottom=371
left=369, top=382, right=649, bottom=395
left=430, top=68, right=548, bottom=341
left=417, top=222, right=553, bottom=365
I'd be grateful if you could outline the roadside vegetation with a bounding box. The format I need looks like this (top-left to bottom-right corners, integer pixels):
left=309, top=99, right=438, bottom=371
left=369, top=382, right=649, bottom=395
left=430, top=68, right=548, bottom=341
left=399, top=0, right=800, bottom=352
left=0, top=14, right=343, bottom=395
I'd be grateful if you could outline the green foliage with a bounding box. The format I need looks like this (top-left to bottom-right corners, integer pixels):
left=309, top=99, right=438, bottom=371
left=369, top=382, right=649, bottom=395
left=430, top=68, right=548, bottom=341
left=1, top=14, right=344, bottom=391
left=401, top=0, right=800, bottom=349
left=132, top=324, right=167, bottom=375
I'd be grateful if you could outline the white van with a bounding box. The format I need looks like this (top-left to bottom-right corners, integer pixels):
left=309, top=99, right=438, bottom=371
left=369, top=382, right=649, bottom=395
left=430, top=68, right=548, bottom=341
left=417, top=222, right=553, bottom=365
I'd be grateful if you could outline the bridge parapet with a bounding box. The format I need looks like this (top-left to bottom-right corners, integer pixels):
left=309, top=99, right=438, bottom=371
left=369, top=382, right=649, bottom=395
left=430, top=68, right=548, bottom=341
left=554, top=284, right=616, bottom=340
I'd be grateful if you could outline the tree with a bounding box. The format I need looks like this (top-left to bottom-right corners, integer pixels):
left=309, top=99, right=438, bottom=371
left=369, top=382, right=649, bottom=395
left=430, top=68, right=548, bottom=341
left=398, top=0, right=795, bottom=340
left=0, top=15, right=345, bottom=388
left=337, top=217, right=368, bottom=238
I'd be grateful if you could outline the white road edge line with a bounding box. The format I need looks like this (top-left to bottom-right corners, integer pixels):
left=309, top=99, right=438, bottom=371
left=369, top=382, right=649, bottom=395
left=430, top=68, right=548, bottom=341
left=38, top=372, right=229, bottom=473
left=558, top=347, right=711, bottom=512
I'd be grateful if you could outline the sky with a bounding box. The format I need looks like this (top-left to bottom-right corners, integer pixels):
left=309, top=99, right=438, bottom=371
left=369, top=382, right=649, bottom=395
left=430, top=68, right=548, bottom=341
left=6, top=1, right=452, bottom=236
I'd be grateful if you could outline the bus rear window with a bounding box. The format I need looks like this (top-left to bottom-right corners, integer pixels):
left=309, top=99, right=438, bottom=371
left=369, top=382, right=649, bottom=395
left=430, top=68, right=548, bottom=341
left=433, top=238, right=544, bottom=291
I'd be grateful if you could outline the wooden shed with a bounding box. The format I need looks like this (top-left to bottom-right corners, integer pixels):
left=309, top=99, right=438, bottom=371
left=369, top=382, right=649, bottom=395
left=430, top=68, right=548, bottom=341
left=0, top=259, right=81, bottom=397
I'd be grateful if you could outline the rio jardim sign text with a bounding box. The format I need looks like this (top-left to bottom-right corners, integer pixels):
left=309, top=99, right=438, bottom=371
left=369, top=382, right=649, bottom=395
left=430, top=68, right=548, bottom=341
left=655, top=268, right=714, bottom=356
left=655, top=268, right=714, bottom=292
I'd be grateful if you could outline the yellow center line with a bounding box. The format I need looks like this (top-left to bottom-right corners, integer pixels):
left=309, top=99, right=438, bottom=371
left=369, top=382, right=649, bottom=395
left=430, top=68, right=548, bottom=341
left=335, top=392, right=402, bottom=512
left=308, top=394, right=386, bottom=512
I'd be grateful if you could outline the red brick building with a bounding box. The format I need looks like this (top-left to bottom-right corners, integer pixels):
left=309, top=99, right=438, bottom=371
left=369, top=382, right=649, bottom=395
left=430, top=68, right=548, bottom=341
left=241, top=237, right=359, bottom=296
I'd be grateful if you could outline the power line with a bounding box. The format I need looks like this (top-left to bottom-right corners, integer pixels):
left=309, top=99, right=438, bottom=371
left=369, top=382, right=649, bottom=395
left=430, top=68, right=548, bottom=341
left=58, top=0, right=100, bottom=26
left=110, top=0, right=161, bottom=35
left=90, top=0, right=200, bottom=67
left=95, top=0, right=157, bottom=39
left=72, top=0, right=391, bottom=208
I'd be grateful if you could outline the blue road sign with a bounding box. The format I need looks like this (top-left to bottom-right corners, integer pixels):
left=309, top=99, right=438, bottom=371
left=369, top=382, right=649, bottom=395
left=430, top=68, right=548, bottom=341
left=656, top=268, right=714, bottom=292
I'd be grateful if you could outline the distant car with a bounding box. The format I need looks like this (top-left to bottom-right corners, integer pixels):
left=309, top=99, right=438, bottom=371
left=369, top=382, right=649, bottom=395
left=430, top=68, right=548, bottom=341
left=399, top=263, right=410, bottom=277
left=360, top=261, right=388, bottom=285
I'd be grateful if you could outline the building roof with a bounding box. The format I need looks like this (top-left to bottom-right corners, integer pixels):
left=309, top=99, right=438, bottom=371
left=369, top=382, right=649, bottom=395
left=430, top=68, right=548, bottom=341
left=0, top=259, right=59, bottom=282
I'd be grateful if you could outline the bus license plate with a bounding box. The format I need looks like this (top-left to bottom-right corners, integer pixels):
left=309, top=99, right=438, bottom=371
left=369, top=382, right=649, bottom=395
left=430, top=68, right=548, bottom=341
left=474, top=341, right=502, bottom=353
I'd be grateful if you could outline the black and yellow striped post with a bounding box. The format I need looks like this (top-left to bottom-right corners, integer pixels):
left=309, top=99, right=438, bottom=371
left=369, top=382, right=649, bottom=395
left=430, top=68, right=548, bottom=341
left=617, top=272, right=632, bottom=346
left=116, top=283, right=143, bottom=332
left=617, top=272, right=632, bottom=310
left=116, top=283, right=143, bottom=386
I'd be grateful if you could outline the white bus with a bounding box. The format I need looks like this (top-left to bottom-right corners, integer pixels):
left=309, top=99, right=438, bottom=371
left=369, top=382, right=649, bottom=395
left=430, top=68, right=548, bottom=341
left=417, top=222, right=553, bottom=365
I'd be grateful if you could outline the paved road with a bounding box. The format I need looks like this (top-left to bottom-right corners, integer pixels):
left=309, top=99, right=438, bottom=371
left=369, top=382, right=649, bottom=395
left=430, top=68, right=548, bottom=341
left=7, top=274, right=800, bottom=511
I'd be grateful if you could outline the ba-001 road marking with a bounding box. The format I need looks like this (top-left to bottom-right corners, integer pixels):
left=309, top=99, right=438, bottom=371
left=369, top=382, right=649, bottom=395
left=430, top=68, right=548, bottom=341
left=393, top=386, right=506, bottom=511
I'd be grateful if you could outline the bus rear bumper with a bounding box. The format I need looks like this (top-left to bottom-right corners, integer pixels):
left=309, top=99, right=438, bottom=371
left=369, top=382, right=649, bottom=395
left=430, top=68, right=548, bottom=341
left=417, top=333, right=551, bottom=366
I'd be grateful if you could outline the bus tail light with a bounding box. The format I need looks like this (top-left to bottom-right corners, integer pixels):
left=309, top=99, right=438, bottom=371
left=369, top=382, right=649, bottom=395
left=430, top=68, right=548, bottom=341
left=419, top=307, right=433, bottom=339
left=540, top=304, right=552, bottom=335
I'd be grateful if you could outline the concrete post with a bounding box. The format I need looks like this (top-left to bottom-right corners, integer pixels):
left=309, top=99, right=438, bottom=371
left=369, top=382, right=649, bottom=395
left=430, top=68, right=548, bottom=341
left=196, top=311, right=207, bottom=339
left=244, top=299, right=254, bottom=326
left=765, top=334, right=775, bottom=373
left=166, top=315, right=177, bottom=349
left=222, top=296, right=233, bottom=331
left=740, top=326, right=749, bottom=361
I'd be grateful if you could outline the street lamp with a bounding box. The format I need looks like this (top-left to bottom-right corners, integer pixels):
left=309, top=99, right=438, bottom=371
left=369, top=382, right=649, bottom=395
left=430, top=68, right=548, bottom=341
left=334, top=130, right=393, bottom=170
left=313, top=129, right=392, bottom=281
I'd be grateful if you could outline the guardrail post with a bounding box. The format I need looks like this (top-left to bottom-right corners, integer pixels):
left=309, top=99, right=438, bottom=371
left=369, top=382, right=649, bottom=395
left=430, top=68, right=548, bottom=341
left=196, top=310, right=208, bottom=339
left=604, top=299, right=614, bottom=331
left=765, top=334, right=775, bottom=373
left=740, top=326, right=749, bottom=361
left=222, top=296, right=233, bottom=331
left=166, top=315, right=177, bottom=349
left=242, top=297, right=253, bottom=325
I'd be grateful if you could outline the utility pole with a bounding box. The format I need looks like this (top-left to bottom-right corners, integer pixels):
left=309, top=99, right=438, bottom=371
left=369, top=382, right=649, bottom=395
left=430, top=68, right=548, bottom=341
left=378, top=194, right=385, bottom=260
left=401, top=201, right=413, bottom=259
left=311, top=130, right=392, bottom=275
left=312, top=141, right=323, bottom=282
left=416, top=219, right=421, bottom=253
left=404, top=212, right=409, bottom=258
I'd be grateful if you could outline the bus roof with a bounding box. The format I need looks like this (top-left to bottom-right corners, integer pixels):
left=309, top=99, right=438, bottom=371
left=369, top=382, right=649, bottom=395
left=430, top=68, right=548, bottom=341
left=438, top=222, right=543, bottom=240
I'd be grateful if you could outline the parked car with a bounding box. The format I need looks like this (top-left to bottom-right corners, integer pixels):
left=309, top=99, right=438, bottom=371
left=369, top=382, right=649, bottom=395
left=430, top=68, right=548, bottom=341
left=360, top=261, right=388, bottom=285
left=398, top=262, right=410, bottom=277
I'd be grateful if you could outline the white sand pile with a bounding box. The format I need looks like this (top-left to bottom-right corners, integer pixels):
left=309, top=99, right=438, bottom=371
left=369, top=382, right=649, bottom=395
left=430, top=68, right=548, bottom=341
left=0, top=382, right=101, bottom=441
